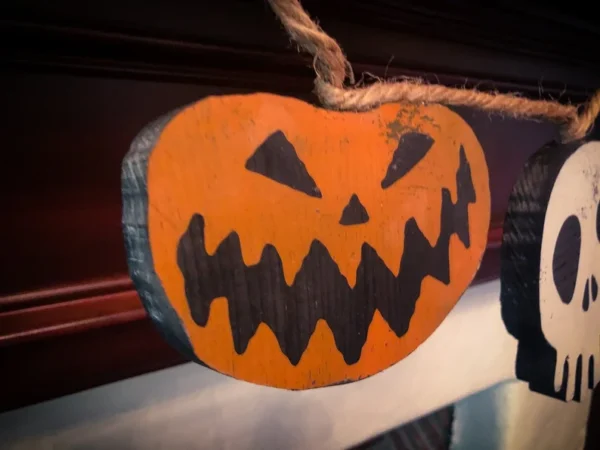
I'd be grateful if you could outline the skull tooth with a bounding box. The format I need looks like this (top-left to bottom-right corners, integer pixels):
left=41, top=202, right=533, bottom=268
left=554, top=351, right=566, bottom=393
left=566, top=353, right=577, bottom=401
left=589, top=354, right=595, bottom=390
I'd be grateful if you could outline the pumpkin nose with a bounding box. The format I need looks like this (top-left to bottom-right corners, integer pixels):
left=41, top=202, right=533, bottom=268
left=339, top=194, right=370, bottom=226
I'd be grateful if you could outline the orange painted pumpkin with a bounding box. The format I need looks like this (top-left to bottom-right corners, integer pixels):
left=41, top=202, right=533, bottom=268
left=122, top=93, right=490, bottom=389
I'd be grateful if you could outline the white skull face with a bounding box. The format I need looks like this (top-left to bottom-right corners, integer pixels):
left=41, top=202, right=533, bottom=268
left=540, top=141, right=600, bottom=401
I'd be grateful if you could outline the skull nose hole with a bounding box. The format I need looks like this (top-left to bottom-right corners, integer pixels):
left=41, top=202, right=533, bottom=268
left=339, top=194, right=369, bottom=226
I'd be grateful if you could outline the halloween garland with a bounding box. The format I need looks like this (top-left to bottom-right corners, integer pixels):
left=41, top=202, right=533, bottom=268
left=267, top=0, right=600, bottom=143
left=122, top=0, right=600, bottom=393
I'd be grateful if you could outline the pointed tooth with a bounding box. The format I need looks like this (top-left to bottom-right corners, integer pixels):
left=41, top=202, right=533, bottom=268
left=566, top=354, right=576, bottom=401
left=554, top=351, right=566, bottom=392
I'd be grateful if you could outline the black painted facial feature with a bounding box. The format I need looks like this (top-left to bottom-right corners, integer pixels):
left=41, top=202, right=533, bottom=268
left=381, top=132, right=435, bottom=189
left=177, top=142, right=476, bottom=366
left=552, top=215, right=581, bottom=305
left=339, top=194, right=369, bottom=226
left=584, top=280, right=591, bottom=312
left=590, top=355, right=595, bottom=389
left=246, top=130, right=322, bottom=198
left=596, top=202, right=600, bottom=241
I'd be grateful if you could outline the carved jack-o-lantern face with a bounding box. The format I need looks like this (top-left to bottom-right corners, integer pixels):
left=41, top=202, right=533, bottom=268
left=126, top=93, right=490, bottom=389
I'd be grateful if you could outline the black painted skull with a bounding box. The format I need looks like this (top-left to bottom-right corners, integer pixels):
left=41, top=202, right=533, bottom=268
left=540, top=141, right=600, bottom=400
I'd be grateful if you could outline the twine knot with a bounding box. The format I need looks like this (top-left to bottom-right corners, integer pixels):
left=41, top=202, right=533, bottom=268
left=268, top=0, right=600, bottom=142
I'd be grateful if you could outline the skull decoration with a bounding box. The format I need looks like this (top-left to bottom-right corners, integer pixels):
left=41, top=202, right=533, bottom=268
left=501, top=140, right=600, bottom=402
left=123, top=93, right=491, bottom=389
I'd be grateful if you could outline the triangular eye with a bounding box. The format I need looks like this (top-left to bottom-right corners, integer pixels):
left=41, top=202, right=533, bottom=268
left=245, top=130, right=322, bottom=198
left=381, top=132, right=434, bottom=189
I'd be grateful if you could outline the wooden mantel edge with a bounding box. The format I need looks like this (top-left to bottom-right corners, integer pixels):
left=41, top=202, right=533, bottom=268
left=0, top=276, right=135, bottom=311
left=0, top=289, right=145, bottom=347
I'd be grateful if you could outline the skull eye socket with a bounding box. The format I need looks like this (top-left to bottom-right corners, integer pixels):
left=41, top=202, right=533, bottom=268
left=381, top=132, right=434, bottom=189
left=246, top=130, right=322, bottom=198
left=552, top=215, right=581, bottom=305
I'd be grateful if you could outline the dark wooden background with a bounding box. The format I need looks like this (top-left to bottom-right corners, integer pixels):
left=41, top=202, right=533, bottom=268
left=1, top=1, right=600, bottom=444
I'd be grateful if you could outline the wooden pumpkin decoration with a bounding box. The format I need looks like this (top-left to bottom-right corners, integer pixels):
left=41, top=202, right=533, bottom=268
left=501, top=140, right=600, bottom=402
left=122, top=93, right=490, bottom=389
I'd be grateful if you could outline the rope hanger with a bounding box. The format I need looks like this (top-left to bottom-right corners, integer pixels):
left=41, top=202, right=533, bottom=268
left=267, top=0, right=600, bottom=142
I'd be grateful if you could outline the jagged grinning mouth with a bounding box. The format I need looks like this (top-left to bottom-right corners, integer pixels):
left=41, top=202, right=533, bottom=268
left=176, top=146, right=475, bottom=365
